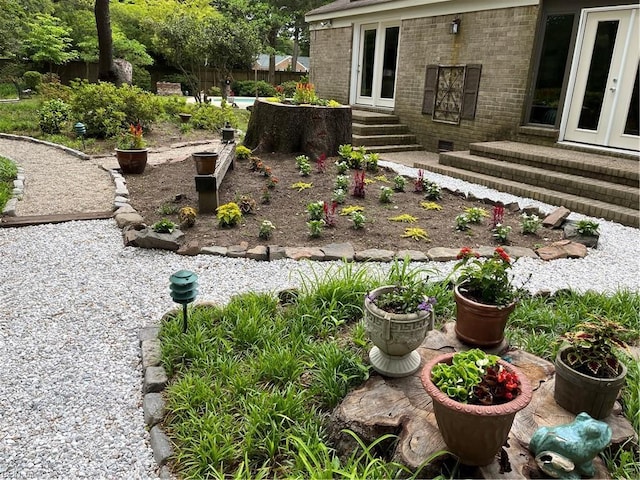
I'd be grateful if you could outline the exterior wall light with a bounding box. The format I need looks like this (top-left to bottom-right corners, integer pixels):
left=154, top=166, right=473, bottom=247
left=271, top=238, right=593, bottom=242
left=451, top=17, right=461, bottom=34
left=169, top=270, right=199, bottom=333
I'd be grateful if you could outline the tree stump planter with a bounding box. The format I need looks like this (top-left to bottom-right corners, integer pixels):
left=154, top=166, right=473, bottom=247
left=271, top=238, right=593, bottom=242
left=243, top=100, right=352, bottom=158
left=115, top=148, right=148, bottom=174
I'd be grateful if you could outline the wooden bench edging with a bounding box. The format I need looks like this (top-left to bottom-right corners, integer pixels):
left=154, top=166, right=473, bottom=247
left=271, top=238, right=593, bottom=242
left=195, top=143, right=236, bottom=213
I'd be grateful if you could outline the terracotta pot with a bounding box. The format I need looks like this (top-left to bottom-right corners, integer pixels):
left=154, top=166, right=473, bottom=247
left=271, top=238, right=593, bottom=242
left=454, top=285, right=516, bottom=347
left=364, top=285, right=434, bottom=377
left=193, top=151, right=218, bottom=175
left=554, top=345, right=627, bottom=419
left=115, top=148, right=148, bottom=174
left=421, top=353, right=532, bottom=466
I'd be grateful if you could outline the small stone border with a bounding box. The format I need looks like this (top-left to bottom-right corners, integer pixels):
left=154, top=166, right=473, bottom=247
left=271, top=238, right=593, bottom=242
left=1, top=162, right=25, bottom=217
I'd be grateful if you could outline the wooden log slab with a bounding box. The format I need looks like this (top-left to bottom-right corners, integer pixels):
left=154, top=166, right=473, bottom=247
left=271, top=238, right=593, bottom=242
left=243, top=100, right=351, bottom=158
left=328, top=322, right=636, bottom=478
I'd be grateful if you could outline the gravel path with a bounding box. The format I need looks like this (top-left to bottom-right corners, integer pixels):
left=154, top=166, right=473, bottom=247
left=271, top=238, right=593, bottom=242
left=0, top=139, right=638, bottom=478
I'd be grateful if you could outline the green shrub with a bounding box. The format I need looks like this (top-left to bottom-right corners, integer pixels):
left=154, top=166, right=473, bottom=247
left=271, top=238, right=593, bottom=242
left=0, top=83, right=17, bottom=99
left=216, top=202, right=242, bottom=227
left=38, top=82, right=73, bottom=102
left=22, top=71, right=43, bottom=91
left=278, top=80, right=298, bottom=97
left=158, top=96, right=188, bottom=118
left=208, top=85, right=222, bottom=96
left=68, top=81, right=161, bottom=138
left=38, top=98, right=70, bottom=134
left=232, top=80, right=276, bottom=97
left=132, top=66, right=152, bottom=91
left=0, top=156, right=17, bottom=211
left=190, top=103, right=236, bottom=131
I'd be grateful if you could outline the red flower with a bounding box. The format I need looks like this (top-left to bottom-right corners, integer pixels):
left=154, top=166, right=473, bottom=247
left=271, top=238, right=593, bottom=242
left=456, top=247, right=479, bottom=260
left=495, top=247, right=511, bottom=263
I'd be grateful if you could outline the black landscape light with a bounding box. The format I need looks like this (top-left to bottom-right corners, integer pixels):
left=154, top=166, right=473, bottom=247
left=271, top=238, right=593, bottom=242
left=169, top=270, right=198, bottom=333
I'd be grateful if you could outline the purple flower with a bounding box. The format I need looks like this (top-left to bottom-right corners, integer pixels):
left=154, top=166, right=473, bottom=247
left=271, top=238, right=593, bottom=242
left=418, top=296, right=437, bottom=312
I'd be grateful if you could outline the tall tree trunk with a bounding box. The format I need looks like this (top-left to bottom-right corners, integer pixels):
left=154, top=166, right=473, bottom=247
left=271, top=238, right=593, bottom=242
left=94, top=0, right=117, bottom=83
left=292, top=24, right=300, bottom=73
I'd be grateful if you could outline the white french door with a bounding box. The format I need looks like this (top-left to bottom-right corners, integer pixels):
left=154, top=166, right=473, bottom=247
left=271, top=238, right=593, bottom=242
left=355, top=23, right=400, bottom=108
left=563, top=7, right=639, bottom=151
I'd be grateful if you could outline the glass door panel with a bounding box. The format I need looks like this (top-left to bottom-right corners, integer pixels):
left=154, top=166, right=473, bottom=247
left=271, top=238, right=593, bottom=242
left=380, top=26, right=399, bottom=99
left=359, top=28, right=376, bottom=98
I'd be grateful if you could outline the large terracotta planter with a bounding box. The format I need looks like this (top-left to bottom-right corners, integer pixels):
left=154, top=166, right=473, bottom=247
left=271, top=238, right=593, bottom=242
left=115, top=148, right=148, bottom=174
left=364, top=285, right=435, bottom=377
left=421, top=353, right=532, bottom=466
left=554, top=345, right=627, bottom=419
left=193, top=151, right=218, bottom=175
left=454, top=285, right=516, bottom=347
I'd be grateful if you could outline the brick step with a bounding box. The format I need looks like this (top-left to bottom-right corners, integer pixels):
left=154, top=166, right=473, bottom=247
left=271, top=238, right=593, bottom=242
left=413, top=158, right=639, bottom=228
left=352, top=123, right=409, bottom=136
left=351, top=110, right=399, bottom=125
left=440, top=151, right=638, bottom=209
left=363, top=144, right=424, bottom=153
left=353, top=134, right=417, bottom=147
left=471, top=141, right=639, bottom=187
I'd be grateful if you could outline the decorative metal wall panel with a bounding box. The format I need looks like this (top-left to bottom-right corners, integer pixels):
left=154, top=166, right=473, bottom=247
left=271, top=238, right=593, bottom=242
left=433, top=66, right=466, bottom=124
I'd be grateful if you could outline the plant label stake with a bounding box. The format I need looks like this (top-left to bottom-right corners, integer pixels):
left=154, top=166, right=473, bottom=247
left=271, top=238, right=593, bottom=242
left=169, top=270, right=198, bottom=332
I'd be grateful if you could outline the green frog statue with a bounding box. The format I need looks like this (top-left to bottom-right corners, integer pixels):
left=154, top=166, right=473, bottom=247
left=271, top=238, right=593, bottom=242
left=529, top=412, right=612, bottom=479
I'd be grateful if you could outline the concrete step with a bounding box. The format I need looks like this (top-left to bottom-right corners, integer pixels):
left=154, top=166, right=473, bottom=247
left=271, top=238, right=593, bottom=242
left=352, top=123, right=409, bottom=136
left=440, top=151, right=638, bottom=209
left=351, top=110, right=399, bottom=125
left=471, top=141, right=639, bottom=187
left=364, top=144, right=424, bottom=153
left=413, top=157, right=639, bottom=228
left=353, top=134, right=418, bottom=147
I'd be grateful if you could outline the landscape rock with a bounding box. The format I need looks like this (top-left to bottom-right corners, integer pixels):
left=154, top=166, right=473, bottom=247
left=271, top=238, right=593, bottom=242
left=227, top=241, right=249, bottom=258
left=536, top=240, right=587, bottom=261
left=355, top=249, right=395, bottom=262
left=200, top=245, right=228, bottom=256
left=149, top=426, right=174, bottom=467
left=543, top=206, right=571, bottom=228
left=138, top=326, right=160, bottom=345
left=114, top=212, right=144, bottom=228
left=395, top=250, right=429, bottom=262
left=143, top=366, right=168, bottom=394
left=503, top=246, right=538, bottom=258
left=268, top=245, right=287, bottom=261
left=285, top=247, right=325, bottom=261
left=143, top=393, right=165, bottom=427
left=427, top=247, right=459, bottom=262
left=113, top=204, right=136, bottom=215
left=131, top=228, right=184, bottom=251
left=246, top=245, right=268, bottom=260
left=563, top=222, right=599, bottom=248
left=2, top=198, right=17, bottom=216
left=177, top=240, right=200, bottom=256
left=321, top=242, right=355, bottom=261
left=141, top=339, right=162, bottom=369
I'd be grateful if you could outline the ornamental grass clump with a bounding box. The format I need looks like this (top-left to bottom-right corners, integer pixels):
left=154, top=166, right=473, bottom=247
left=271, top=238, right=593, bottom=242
left=430, top=349, right=522, bottom=405
left=452, top=246, right=517, bottom=306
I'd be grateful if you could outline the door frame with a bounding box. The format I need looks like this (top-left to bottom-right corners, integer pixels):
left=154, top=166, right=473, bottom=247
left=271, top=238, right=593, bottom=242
left=559, top=5, right=639, bottom=151
left=351, top=21, right=401, bottom=108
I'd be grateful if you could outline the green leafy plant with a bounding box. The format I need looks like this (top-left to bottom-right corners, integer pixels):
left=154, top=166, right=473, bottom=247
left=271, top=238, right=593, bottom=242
left=331, top=188, right=346, bottom=204
left=157, top=202, right=179, bottom=215
left=293, top=79, right=317, bottom=104
left=0, top=156, right=18, bottom=211
left=455, top=214, right=470, bottom=231
left=235, top=145, right=252, bottom=160
left=492, top=224, right=512, bottom=243
left=430, top=349, right=522, bottom=405
left=117, top=123, right=146, bottom=150
left=216, top=202, right=242, bottom=227
left=152, top=218, right=176, bottom=233
left=307, top=219, right=325, bottom=237
left=307, top=201, right=324, bottom=221
left=576, top=219, right=600, bottom=235
left=452, top=247, right=516, bottom=306
left=258, top=220, right=276, bottom=240
left=423, top=180, right=442, bottom=200
left=379, top=186, right=393, bottom=204
left=350, top=211, right=366, bottom=229
left=401, top=227, right=430, bottom=241
left=560, top=315, right=630, bottom=378
left=521, top=213, right=542, bottom=234
left=335, top=160, right=349, bottom=174
left=389, top=214, right=418, bottom=223
left=364, top=153, right=379, bottom=172
left=464, top=207, right=489, bottom=223
left=337, top=144, right=353, bottom=162
left=37, top=98, right=70, bottom=134
left=335, top=175, right=349, bottom=191
left=393, top=175, right=406, bottom=192
left=295, top=154, right=311, bottom=176
left=178, top=206, right=197, bottom=229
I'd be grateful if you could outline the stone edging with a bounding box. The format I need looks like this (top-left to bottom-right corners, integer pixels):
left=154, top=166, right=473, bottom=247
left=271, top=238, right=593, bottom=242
left=0, top=133, right=90, bottom=160
left=1, top=162, right=25, bottom=217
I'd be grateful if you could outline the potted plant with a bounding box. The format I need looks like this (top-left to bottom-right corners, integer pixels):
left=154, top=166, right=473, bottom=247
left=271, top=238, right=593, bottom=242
left=450, top=247, right=519, bottom=347
left=421, top=349, right=532, bottom=466
left=554, top=315, right=630, bottom=419
left=192, top=151, right=218, bottom=175
left=363, top=259, right=437, bottom=377
left=115, top=123, right=148, bottom=174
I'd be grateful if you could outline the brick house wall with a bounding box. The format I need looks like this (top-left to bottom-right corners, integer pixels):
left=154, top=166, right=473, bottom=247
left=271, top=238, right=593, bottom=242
left=395, top=5, right=539, bottom=152
left=309, top=26, right=353, bottom=105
